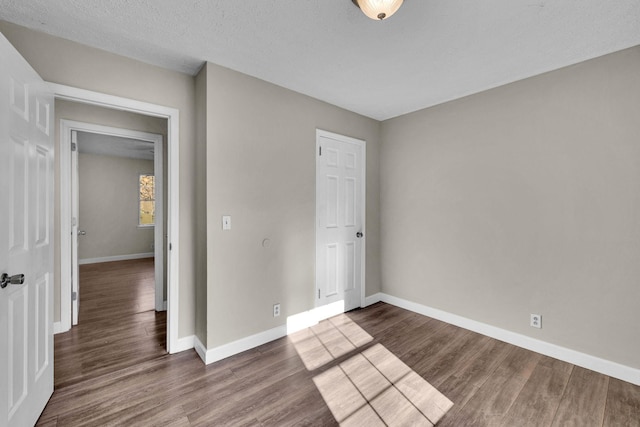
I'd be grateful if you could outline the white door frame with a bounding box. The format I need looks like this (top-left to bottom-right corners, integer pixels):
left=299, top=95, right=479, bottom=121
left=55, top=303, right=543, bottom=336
left=61, top=120, right=164, bottom=324
left=52, top=83, right=181, bottom=353
left=315, top=129, right=367, bottom=314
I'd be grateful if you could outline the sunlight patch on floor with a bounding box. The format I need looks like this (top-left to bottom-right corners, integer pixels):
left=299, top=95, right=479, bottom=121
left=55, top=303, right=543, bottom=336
left=314, top=344, right=453, bottom=426
left=289, top=314, right=373, bottom=370
left=290, top=315, right=453, bottom=426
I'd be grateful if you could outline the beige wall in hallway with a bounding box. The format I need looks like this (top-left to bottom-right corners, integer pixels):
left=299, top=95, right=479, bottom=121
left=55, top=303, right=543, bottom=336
left=77, top=153, right=154, bottom=260
left=380, top=46, right=640, bottom=369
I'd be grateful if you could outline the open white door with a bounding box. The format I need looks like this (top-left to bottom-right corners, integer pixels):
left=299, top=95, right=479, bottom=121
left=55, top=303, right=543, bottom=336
left=316, top=130, right=366, bottom=314
left=0, top=33, right=55, bottom=427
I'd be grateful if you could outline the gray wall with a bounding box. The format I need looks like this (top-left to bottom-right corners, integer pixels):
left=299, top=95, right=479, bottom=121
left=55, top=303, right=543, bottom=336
left=380, top=46, right=640, bottom=369
left=203, top=62, right=381, bottom=347
left=1, top=21, right=197, bottom=338
left=78, top=153, right=154, bottom=261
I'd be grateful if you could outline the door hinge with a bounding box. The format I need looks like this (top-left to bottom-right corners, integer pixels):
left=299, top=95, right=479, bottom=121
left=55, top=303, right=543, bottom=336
left=318, top=289, right=320, bottom=299
left=319, top=146, right=322, bottom=156
left=71, top=142, right=77, bottom=152
left=72, top=291, right=77, bottom=301
left=169, top=243, right=172, bottom=251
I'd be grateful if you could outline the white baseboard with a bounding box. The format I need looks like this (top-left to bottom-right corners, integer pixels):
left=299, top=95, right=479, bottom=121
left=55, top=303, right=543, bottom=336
left=170, top=334, right=195, bottom=354
left=196, top=325, right=288, bottom=365
left=194, top=336, right=207, bottom=363
left=196, top=301, right=352, bottom=365
left=53, top=321, right=68, bottom=335
left=378, top=293, right=640, bottom=386
left=364, top=292, right=382, bottom=307
left=286, top=300, right=347, bottom=334
left=185, top=291, right=640, bottom=385
left=79, top=252, right=154, bottom=265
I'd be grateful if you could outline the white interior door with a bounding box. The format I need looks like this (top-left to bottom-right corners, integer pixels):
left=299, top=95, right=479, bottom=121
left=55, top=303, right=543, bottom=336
left=316, top=130, right=365, bottom=313
left=0, top=33, right=55, bottom=427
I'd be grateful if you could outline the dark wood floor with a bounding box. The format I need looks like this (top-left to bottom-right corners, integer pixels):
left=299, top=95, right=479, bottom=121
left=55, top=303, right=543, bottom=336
left=37, top=258, right=640, bottom=426
left=52, top=258, right=166, bottom=390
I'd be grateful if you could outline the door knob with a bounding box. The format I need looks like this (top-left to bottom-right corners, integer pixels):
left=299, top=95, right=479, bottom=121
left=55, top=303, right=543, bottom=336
left=356, top=232, right=364, bottom=238
left=78, top=230, right=86, bottom=236
left=1, top=273, right=25, bottom=289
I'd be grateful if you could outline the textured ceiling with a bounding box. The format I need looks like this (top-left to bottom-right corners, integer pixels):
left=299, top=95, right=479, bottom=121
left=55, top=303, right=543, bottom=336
left=77, top=132, right=155, bottom=161
left=1, top=0, right=639, bottom=120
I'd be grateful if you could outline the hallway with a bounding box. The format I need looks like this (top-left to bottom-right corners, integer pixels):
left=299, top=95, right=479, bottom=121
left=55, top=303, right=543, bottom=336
left=52, top=258, right=166, bottom=389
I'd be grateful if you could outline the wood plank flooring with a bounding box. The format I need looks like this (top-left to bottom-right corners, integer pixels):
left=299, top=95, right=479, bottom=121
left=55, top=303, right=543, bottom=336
left=52, top=258, right=166, bottom=390
left=37, top=259, right=640, bottom=426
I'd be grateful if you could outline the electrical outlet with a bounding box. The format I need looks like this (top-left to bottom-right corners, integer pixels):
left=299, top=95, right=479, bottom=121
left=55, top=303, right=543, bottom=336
left=273, top=303, right=281, bottom=317
left=530, top=314, right=542, bottom=329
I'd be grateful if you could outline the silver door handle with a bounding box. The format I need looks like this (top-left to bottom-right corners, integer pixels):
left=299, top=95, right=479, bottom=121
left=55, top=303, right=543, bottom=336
left=356, top=232, right=364, bottom=238
left=1, top=273, right=25, bottom=289
left=78, top=230, right=86, bottom=235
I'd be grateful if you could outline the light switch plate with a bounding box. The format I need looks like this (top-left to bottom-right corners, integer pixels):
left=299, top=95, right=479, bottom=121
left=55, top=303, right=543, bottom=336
left=222, top=215, right=231, bottom=231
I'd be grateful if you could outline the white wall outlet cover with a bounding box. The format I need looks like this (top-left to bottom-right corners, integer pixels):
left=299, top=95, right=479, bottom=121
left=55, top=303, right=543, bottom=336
left=530, top=314, right=542, bottom=329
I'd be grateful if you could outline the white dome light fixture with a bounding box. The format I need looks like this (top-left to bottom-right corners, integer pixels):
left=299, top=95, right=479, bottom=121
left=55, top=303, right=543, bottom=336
left=352, top=0, right=404, bottom=21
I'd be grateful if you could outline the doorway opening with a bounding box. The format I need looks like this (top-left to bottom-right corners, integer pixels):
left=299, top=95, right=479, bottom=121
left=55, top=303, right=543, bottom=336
left=53, top=83, right=181, bottom=353
left=63, top=121, right=165, bottom=326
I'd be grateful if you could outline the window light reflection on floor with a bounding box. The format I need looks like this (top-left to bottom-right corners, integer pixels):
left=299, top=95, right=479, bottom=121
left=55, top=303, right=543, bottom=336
left=289, top=314, right=373, bottom=370
left=289, top=315, right=453, bottom=426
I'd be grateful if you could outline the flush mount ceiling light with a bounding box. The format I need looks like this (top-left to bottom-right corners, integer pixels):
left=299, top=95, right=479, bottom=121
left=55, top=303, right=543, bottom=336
left=352, top=0, right=404, bottom=21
